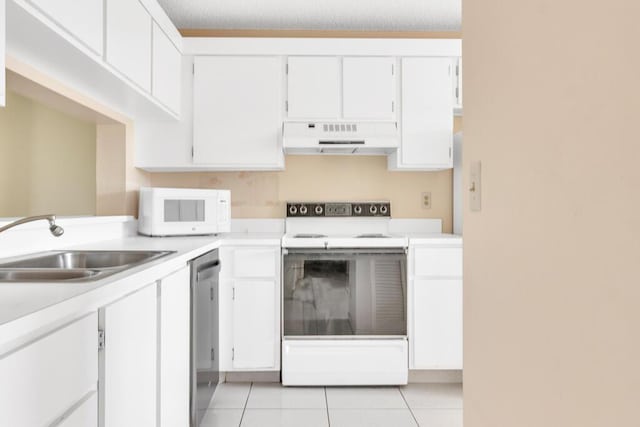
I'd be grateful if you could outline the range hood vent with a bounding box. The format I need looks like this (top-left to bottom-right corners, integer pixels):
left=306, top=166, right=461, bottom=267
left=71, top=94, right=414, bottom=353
left=283, top=122, right=399, bottom=155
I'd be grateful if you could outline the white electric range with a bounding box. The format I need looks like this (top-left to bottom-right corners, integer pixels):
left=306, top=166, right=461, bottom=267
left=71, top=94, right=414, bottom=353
left=281, top=201, right=409, bottom=386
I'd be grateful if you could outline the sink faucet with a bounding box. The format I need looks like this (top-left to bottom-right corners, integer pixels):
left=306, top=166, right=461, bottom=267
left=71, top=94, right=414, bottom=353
left=0, top=214, right=65, bottom=237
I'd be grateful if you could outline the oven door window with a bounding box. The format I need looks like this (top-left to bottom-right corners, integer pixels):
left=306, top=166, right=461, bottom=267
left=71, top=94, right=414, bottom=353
left=283, top=250, right=407, bottom=337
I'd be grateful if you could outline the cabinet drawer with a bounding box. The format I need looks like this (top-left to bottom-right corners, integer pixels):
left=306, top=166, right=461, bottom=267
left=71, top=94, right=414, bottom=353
left=232, top=248, right=278, bottom=278
left=0, top=313, right=98, bottom=427
left=413, top=246, right=462, bottom=277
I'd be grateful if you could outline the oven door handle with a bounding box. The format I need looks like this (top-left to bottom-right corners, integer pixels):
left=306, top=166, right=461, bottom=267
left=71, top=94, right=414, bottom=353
left=283, top=248, right=406, bottom=256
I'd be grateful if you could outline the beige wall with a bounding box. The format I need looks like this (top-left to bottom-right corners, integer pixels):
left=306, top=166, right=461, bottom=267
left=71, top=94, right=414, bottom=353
left=96, top=123, right=150, bottom=217
left=0, top=91, right=96, bottom=217
left=463, top=1, right=640, bottom=426
left=150, top=155, right=454, bottom=231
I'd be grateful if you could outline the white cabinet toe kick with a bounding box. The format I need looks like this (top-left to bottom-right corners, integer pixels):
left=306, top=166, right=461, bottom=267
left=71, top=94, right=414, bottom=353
left=282, top=338, right=408, bottom=386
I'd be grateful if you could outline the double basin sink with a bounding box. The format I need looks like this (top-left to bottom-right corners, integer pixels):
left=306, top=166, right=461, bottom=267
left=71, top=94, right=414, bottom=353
left=0, top=250, right=174, bottom=282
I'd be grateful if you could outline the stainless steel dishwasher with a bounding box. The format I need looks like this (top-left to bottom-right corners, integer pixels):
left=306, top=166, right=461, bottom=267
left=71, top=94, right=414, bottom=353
left=190, top=249, right=220, bottom=426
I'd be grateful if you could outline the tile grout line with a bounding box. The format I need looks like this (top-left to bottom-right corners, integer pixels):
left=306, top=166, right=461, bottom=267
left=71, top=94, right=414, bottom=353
left=324, top=387, right=331, bottom=426
left=237, top=382, right=253, bottom=427
left=399, top=386, right=420, bottom=427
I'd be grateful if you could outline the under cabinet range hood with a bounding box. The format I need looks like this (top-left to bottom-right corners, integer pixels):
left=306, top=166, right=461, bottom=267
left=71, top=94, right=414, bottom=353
left=283, top=122, right=399, bottom=155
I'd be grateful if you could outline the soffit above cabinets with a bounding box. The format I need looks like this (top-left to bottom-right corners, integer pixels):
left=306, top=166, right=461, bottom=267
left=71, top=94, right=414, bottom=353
left=157, top=0, right=461, bottom=32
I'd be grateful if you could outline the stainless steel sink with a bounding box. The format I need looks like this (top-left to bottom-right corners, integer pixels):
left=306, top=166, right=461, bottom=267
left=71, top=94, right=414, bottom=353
left=0, top=250, right=172, bottom=269
left=0, top=269, right=100, bottom=282
left=0, top=250, right=174, bottom=282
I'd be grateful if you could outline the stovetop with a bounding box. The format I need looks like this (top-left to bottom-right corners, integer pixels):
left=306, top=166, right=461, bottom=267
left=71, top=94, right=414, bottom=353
left=283, top=201, right=406, bottom=248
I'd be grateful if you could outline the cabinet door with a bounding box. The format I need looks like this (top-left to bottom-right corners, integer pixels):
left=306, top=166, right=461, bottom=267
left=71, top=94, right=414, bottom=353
left=193, top=56, right=284, bottom=169
left=105, top=0, right=152, bottom=91
left=287, top=56, right=340, bottom=119
left=411, top=279, right=463, bottom=369
left=159, top=267, right=190, bottom=427
left=0, top=313, right=97, bottom=427
left=233, top=280, right=278, bottom=369
left=343, top=57, right=395, bottom=120
left=58, top=392, right=98, bottom=427
left=400, top=57, right=453, bottom=169
left=152, top=22, right=181, bottom=115
left=30, top=0, right=103, bottom=55
left=101, top=284, right=157, bottom=427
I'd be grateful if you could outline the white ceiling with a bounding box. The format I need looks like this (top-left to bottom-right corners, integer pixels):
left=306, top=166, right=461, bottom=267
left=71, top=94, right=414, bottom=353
left=156, top=0, right=461, bottom=32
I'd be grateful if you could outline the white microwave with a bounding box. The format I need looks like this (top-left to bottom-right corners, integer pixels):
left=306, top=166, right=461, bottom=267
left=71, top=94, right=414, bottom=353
left=138, top=187, right=231, bottom=236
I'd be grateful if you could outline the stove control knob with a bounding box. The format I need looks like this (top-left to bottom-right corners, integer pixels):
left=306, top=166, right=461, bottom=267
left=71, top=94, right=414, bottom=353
left=353, top=205, right=363, bottom=215
left=379, top=205, right=389, bottom=215
left=299, top=205, right=308, bottom=215
left=314, top=205, right=324, bottom=216
left=369, top=205, right=378, bottom=215
left=289, top=205, right=298, bottom=216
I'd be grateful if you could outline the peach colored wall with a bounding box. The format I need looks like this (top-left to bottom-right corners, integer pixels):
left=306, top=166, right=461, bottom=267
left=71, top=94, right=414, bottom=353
left=463, top=1, right=640, bottom=426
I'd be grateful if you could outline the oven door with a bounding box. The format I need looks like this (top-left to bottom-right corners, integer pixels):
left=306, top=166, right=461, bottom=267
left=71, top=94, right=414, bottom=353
left=283, top=248, right=407, bottom=338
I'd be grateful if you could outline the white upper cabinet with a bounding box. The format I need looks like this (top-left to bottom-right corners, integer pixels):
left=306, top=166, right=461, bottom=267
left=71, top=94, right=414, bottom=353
left=389, top=57, right=454, bottom=170
left=30, top=0, right=103, bottom=55
left=287, top=56, right=341, bottom=119
left=152, top=22, right=181, bottom=114
left=343, top=57, right=396, bottom=120
left=105, top=0, right=152, bottom=91
left=193, top=56, right=284, bottom=170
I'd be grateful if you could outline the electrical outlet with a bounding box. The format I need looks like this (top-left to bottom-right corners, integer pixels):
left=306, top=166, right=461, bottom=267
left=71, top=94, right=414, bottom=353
left=421, top=192, right=432, bottom=209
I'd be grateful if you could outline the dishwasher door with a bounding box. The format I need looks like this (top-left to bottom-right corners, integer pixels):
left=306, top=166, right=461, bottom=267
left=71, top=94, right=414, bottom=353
left=190, top=250, right=220, bottom=426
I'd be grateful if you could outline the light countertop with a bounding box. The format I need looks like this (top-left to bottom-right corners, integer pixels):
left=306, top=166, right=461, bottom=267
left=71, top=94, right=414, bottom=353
left=0, top=233, right=281, bottom=349
left=0, top=230, right=459, bottom=350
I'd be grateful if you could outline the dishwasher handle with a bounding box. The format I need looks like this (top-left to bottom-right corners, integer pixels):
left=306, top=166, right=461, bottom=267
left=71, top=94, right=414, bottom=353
left=196, top=260, right=220, bottom=282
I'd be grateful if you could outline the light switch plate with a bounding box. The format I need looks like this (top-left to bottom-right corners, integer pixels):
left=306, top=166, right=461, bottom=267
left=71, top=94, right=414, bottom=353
left=470, top=161, right=481, bottom=211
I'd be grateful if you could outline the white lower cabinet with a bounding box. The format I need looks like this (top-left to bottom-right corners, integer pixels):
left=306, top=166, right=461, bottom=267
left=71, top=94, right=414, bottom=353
left=100, top=284, right=157, bottom=427
left=411, top=279, right=463, bottom=369
left=58, top=392, right=98, bottom=427
left=409, top=241, right=463, bottom=370
left=232, top=279, right=278, bottom=369
left=158, top=266, right=191, bottom=427
left=219, top=246, right=281, bottom=371
left=0, top=313, right=98, bottom=427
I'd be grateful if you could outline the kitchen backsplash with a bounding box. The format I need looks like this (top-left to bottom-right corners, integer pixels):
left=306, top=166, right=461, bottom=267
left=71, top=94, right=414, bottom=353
left=149, top=155, right=454, bottom=232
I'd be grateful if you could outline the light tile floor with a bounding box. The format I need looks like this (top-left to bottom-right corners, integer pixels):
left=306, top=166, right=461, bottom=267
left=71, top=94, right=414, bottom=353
left=200, top=382, right=463, bottom=427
